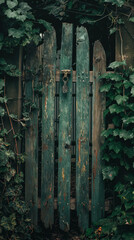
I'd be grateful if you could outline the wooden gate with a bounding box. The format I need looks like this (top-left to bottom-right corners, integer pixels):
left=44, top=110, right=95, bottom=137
left=25, top=23, right=106, bottom=231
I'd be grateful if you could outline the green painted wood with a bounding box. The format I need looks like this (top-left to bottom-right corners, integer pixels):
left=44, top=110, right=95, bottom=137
left=41, top=28, right=56, bottom=228
left=91, top=40, right=106, bottom=224
left=25, top=43, right=39, bottom=225
left=58, top=23, right=73, bottom=231
left=76, top=26, right=90, bottom=231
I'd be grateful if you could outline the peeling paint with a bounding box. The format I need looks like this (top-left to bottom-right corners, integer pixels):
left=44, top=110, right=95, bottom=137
left=59, top=157, right=62, bottom=163
left=81, top=164, right=86, bottom=173
left=45, top=96, right=48, bottom=111
left=62, top=168, right=65, bottom=181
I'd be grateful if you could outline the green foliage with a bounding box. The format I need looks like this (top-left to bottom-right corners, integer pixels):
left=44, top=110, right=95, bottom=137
left=0, top=1, right=45, bottom=239
left=86, top=63, right=134, bottom=239
left=0, top=81, right=32, bottom=239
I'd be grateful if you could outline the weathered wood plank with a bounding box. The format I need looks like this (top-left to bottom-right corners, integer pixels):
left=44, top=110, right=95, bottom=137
left=25, top=43, right=39, bottom=225
left=41, top=28, right=56, bottom=228
left=58, top=23, right=73, bottom=231
left=76, top=26, right=90, bottom=231
left=91, top=40, right=106, bottom=224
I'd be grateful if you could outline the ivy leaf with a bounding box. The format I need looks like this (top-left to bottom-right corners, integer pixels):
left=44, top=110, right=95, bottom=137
left=0, top=96, right=7, bottom=103
left=123, top=116, right=134, bottom=125
left=131, top=86, right=134, bottom=96
left=102, top=166, right=119, bottom=181
left=5, top=9, right=17, bottom=18
left=115, top=82, right=122, bottom=88
left=0, top=107, right=5, bottom=116
left=109, top=104, right=124, bottom=113
left=127, top=103, right=134, bottom=111
left=110, top=27, right=117, bottom=35
left=120, top=159, right=130, bottom=170
left=113, top=129, right=134, bottom=140
left=7, top=0, right=18, bottom=9
left=109, top=140, right=122, bottom=153
left=115, top=95, right=128, bottom=105
left=100, top=83, right=112, bottom=92
left=113, top=115, right=121, bottom=127
left=0, top=58, right=6, bottom=65
left=130, top=74, right=134, bottom=84
left=124, top=147, right=134, bottom=158
left=19, top=2, right=31, bottom=12
left=0, top=0, right=5, bottom=4
left=129, top=17, right=134, bottom=23
left=123, top=80, right=132, bottom=89
left=104, top=0, right=125, bottom=7
left=117, top=18, right=124, bottom=24
left=8, top=28, right=24, bottom=38
left=108, top=60, right=126, bottom=69
left=101, top=129, right=113, bottom=138
left=0, top=79, right=4, bottom=90
left=100, top=72, right=124, bottom=81
left=120, top=130, right=134, bottom=140
left=38, top=19, right=52, bottom=30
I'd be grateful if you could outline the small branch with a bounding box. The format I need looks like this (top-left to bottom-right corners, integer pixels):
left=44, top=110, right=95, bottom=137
left=119, top=26, right=124, bottom=61
left=4, top=78, right=19, bottom=173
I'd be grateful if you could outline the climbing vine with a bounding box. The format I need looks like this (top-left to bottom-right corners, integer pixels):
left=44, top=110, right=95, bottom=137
left=86, top=61, right=134, bottom=239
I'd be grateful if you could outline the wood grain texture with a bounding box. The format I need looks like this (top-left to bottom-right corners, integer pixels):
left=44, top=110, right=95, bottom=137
left=76, top=26, right=90, bottom=231
left=58, top=23, right=73, bottom=231
left=25, top=43, right=39, bottom=225
left=91, top=40, right=106, bottom=224
left=41, top=28, right=56, bottom=228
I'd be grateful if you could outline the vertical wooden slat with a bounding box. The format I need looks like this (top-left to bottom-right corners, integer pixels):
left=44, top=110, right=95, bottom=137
left=91, top=40, right=106, bottom=224
left=41, top=28, right=56, bottom=228
left=58, top=23, right=73, bottom=231
left=76, top=26, right=90, bottom=231
left=25, top=43, right=39, bottom=225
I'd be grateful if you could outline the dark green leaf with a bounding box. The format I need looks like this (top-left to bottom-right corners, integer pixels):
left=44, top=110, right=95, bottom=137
left=109, top=104, right=124, bottom=113
left=123, top=80, right=132, bottom=89
left=108, top=60, right=126, bottom=69
left=100, top=83, right=112, bottom=92
left=109, top=140, right=122, bottom=153
left=100, top=72, right=124, bottom=81
left=104, top=0, right=125, bottom=7
left=129, top=17, right=134, bottom=23
left=8, top=28, right=24, bottom=38
left=102, top=166, right=119, bottom=180
left=7, top=0, right=18, bottom=9
left=131, top=86, right=134, bottom=96
left=38, top=19, right=52, bottom=30
left=110, top=27, right=117, bottom=35
left=123, top=116, right=134, bottom=125
left=0, top=107, right=5, bottom=117
left=115, top=95, right=128, bottom=105
left=129, top=74, right=134, bottom=84
left=0, top=0, right=5, bottom=4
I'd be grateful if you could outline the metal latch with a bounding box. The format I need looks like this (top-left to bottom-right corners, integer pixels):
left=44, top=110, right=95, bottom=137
left=61, top=69, right=71, bottom=93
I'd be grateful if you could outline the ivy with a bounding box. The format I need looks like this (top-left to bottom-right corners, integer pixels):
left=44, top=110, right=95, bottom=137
left=86, top=62, right=134, bottom=239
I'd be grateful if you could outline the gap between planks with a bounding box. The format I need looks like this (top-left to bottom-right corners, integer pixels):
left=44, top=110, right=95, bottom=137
left=38, top=198, right=113, bottom=211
